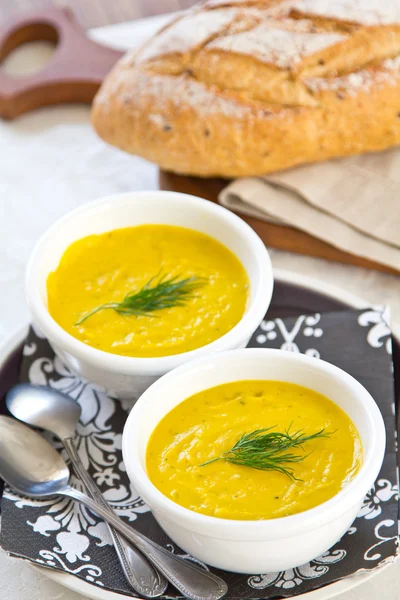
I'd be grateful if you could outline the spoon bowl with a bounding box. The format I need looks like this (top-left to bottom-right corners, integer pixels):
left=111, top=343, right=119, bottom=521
left=6, top=383, right=80, bottom=440
left=0, top=415, right=69, bottom=497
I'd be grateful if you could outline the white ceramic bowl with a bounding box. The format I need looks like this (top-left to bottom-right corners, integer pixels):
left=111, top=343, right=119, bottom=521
left=122, top=348, right=386, bottom=574
left=26, top=191, right=273, bottom=398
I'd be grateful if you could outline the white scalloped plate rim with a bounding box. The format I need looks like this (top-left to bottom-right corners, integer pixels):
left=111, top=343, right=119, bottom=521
left=0, top=268, right=397, bottom=600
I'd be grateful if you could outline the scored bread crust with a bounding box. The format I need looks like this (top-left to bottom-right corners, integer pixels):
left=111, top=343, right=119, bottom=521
left=91, top=0, right=400, bottom=177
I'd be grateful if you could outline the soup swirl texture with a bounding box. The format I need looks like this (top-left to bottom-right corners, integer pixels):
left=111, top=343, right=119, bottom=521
left=47, top=225, right=249, bottom=357
left=146, top=381, right=363, bottom=520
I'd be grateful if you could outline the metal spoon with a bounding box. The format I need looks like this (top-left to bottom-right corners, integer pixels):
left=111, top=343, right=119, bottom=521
left=0, top=415, right=228, bottom=600
left=6, top=383, right=167, bottom=599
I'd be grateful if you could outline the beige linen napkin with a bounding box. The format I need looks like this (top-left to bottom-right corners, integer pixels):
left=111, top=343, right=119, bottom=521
left=219, top=149, right=400, bottom=271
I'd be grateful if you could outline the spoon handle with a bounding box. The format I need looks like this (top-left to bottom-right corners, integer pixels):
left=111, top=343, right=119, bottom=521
left=63, top=437, right=168, bottom=598
left=62, top=484, right=228, bottom=600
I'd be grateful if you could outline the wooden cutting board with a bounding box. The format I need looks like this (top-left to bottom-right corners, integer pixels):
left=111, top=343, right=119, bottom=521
left=159, top=171, right=399, bottom=276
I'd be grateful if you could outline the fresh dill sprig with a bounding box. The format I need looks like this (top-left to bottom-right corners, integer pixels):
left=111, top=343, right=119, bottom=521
left=75, top=273, right=206, bottom=325
left=199, top=425, right=333, bottom=480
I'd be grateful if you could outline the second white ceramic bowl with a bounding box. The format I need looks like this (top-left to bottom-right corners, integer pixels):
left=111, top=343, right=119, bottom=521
left=122, top=348, right=386, bottom=574
left=26, top=191, right=273, bottom=398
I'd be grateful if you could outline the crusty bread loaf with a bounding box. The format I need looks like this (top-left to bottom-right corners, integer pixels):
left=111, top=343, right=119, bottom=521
left=92, top=0, right=400, bottom=177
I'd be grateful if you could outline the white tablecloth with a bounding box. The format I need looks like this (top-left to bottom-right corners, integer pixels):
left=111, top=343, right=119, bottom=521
left=0, top=15, right=399, bottom=600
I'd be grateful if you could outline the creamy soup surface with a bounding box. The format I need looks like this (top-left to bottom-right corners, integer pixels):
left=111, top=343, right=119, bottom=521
left=146, top=381, right=363, bottom=520
left=47, top=225, right=249, bottom=357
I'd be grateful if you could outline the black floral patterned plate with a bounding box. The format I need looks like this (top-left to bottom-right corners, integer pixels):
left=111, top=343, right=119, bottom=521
left=0, top=269, right=398, bottom=600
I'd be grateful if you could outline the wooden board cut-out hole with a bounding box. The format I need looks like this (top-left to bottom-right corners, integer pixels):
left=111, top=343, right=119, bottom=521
left=0, top=6, right=123, bottom=119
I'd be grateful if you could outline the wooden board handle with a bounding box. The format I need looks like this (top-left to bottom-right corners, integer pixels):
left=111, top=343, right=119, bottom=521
left=0, top=6, right=123, bottom=119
